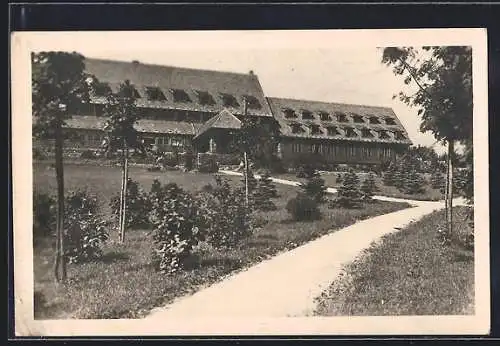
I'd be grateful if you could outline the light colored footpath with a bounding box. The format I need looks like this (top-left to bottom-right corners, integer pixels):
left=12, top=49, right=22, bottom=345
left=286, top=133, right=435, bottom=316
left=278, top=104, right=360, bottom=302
left=146, top=171, right=466, bottom=319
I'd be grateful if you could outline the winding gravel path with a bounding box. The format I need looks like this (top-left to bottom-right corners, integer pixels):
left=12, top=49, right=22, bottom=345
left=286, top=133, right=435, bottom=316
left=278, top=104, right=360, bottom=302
left=146, top=172, right=466, bottom=319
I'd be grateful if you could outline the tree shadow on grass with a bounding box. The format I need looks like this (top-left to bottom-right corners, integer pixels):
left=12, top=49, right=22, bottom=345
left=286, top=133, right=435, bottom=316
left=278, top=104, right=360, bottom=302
left=100, top=251, right=130, bottom=264
left=184, top=253, right=242, bottom=271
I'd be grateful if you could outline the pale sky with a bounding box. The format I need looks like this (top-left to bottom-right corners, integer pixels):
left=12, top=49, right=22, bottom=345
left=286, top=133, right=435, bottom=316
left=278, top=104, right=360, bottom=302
left=25, top=30, right=477, bottom=154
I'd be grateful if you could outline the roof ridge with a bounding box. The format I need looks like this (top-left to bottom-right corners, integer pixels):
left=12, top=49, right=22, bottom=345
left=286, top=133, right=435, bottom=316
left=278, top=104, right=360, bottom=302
left=267, top=96, right=393, bottom=111
left=84, top=57, right=256, bottom=78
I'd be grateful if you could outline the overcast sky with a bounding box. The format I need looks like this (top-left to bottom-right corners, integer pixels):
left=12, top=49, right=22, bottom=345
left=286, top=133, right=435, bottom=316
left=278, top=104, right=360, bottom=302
left=27, top=30, right=454, bottom=153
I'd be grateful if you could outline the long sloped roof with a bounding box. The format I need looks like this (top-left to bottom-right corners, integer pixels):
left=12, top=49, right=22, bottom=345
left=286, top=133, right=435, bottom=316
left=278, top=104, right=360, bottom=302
left=84, top=58, right=272, bottom=117
left=267, top=97, right=412, bottom=145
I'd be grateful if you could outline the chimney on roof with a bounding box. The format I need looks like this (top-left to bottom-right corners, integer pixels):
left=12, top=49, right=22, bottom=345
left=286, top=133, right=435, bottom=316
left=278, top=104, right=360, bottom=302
left=249, top=70, right=254, bottom=75
left=132, top=60, right=140, bottom=65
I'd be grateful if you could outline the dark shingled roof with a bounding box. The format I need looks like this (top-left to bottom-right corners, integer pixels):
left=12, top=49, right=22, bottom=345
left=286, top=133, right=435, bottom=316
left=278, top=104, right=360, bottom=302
left=194, top=109, right=241, bottom=139
left=267, top=97, right=412, bottom=145
left=84, top=58, right=273, bottom=117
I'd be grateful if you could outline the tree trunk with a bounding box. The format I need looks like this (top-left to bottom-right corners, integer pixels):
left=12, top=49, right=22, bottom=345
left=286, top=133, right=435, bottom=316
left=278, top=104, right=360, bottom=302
left=118, top=145, right=125, bottom=242
left=446, top=139, right=455, bottom=238
left=53, top=123, right=66, bottom=282
left=244, top=151, right=249, bottom=208
left=120, top=144, right=129, bottom=243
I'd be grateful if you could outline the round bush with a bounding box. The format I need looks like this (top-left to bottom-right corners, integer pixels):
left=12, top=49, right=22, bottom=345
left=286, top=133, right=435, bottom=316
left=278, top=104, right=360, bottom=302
left=286, top=193, right=321, bottom=221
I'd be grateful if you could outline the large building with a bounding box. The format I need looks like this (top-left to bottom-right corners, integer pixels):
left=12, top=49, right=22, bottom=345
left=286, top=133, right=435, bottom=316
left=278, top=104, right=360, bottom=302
left=45, top=58, right=412, bottom=166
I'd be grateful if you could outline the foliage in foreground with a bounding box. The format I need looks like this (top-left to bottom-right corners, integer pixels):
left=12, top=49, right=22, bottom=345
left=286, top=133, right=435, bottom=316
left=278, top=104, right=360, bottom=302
left=110, top=178, right=151, bottom=229
left=333, top=169, right=364, bottom=208
left=286, top=193, right=321, bottom=221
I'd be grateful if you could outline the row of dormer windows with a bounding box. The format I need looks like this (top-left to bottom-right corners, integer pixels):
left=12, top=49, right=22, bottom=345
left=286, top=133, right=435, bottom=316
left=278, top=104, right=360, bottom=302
left=281, top=108, right=397, bottom=125
left=288, top=122, right=406, bottom=140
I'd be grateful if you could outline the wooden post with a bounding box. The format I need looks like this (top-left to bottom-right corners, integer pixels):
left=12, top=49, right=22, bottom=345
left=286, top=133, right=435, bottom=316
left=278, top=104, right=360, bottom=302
left=53, top=121, right=67, bottom=282
left=244, top=151, right=249, bottom=207
left=120, top=142, right=129, bottom=243
left=446, top=139, right=454, bottom=238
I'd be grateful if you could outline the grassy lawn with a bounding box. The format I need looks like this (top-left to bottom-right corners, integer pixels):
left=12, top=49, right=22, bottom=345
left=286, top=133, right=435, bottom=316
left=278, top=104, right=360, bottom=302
left=33, top=162, right=411, bottom=319
left=272, top=171, right=444, bottom=201
left=314, top=206, right=474, bottom=316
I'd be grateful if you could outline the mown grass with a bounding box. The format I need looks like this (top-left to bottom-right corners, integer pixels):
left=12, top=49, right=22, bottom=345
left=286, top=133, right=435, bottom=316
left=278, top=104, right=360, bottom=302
left=272, top=171, right=444, bottom=201
left=314, top=206, right=474, bottom=316
left=33, top=162, right=411, bottom=319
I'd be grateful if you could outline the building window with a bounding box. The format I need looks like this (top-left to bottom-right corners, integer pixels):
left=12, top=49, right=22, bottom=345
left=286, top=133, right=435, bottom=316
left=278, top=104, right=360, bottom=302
left=368, top=115, right=381, bottom=124
left=335, top=112, right=348, bottom=122
left=290, top=123, right=303, bottom=134
left=118, top=84, right=141, bottom=99
left=243, top=95, right=262, bottom=109
left=219, top=93, right=240, bottom=108
left=301, top=110, right=314, bottom=120
left=352, top=113, right=364, bottom=123
left=283, top=108, right=297, bottom=118
left=195, top=90, right=216, bottom=105
left=394, top=131, right=406, bottom=140
left=310, top=124, right=321, bottom=135
left=145, top=87, right=167, bottom=101
left=319, top=111, right=331, bottom=121
left=170, top=89, right=192, bottom=103
left=292, top=142, right=301, bottom=153
left=385, top=117, right=397, bottom=125
left=171, top=137, right=183, bottom=147
left=344, top=127, right=357, bottom=138
left=378, top=130, right=390, bottom=139
left=361, top=128, right=373, bottom=138
left=326, top=126, right=340, bottom=136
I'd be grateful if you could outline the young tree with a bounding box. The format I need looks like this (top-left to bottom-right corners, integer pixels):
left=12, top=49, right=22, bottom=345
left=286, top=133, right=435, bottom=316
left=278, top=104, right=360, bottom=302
left=253, top=171, right=279, bottom=211
left=299, top=169, right=328, bottom=204
left=334, top=169, right=364, bottom=208
left=360, top=172, right=379, bottom=201
left=382, top=46, right=472, bottom=238
left=101, top=80, right=146, bottom=242
left=32, top=51, right=93, bottom=282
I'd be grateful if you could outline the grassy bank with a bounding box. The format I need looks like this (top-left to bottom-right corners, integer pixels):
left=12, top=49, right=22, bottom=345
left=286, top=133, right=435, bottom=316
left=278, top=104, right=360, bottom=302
left=314, top=206, right=474, bottom=316
left=33, top=162, right=411, bottom=319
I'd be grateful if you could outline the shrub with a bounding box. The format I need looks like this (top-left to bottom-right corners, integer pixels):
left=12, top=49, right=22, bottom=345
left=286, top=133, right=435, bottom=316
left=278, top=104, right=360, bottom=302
left=183, top=148, right=195, bottom=171
left=430, top=170, right=446, bottom=190
left=401, top=170, right=426, bottom=195
left=299, top=171, right=328, bottom=204
left=253, top=171, right=278, bottom=211
left=200, top=175, right=253, bottom=248
left=336, top=173, right=344, bottom=185
left=159, top=151, right=179, bottom=167
left=80, top=149, right=97, bottom=159
left=33, top=147, right=47, bottom=160
left=149, top=182, right=209, bottom=274
left=382, top=164, right=396, bottom=186
left=241, top=168, right=258, bottom=195
left=360, top=172, right=378, bottom=201
left=197, top=153, right=219, bottom=173
left=33, top=191, right=56, bottom=239
left=334, top=169, right=363, bottom=208
left=64, top=190, right=109, bottom=264
left=286, top=193, right=321, bottom=221
left=110, top=178, right=151, bottom=229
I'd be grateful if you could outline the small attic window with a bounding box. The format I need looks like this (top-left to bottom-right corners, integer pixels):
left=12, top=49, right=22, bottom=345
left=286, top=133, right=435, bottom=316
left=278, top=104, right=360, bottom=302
left=326, top=125, right=340, bottom=136
left=385, top=117, right=397, bottom=125
left=289, top=122, right=303, bottom=134
left=368, top=115, right=381, bottom=124
left=118, top=84, right=141, bottom=99
left=170, top=89, right=192, bottom=103
left=301, top=110, right=314, bottom=120
left=195, top=90, right=215, bottom=105
left=319, top=111, right=331, bottom=121
left=243, top=95, right=262, bottom=109
left=378, top=130, right=390, bottom=139
left=220, top=93, right=240, bottom=108
left=310, top=124, right=321, bottom=135
left=352, top=113, right=365, bottom=123
left=393, top=130, right=406, bottom=140
left=344, top=126, right=358, bottom=138
left=93, top=81, right=112, bottom=97
left=361, top=128, right=374, bottom=138
left=145, top=86, right=167, bottom=101
left=335, top=112, right=348, bottom=122
left=283, top=108, right=297, bottom=118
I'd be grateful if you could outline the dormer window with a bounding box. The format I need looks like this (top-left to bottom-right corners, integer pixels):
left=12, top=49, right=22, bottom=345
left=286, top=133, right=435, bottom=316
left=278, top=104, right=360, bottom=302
left=319, top=111, right=331, bottom=121
left=385, top=117, right=397, bottom=125
left=170, top=89, right=192, bottom=103
left=220, top=93, right=240, bottom=108
left=289, top=122, right=303, bottom=134
left=283, top=108, right=297, bottom=118
left=344, top=126, right=358, bottom=138
left=378, top=130, right=390, bottom=139
left=301, top=110, right=314, bottom=120
left=310, top=124, right=321, bottom=135
left=93, top=81, right=112, bottom=97
left=361, top=128, right=374, bottom=138
left=368, top=115, right=381, bottom=124
left=352, top=113, right=364, bottom=123
left=194, top=90, right=216, bottom=105
left=326, top=125, right=340, bottom=136
left=335, top=112, right=348, bottom=122
left=393, top=130, right=406, bottom=140
left=118, top=84, right=141, bottom=99
left=145, top=86, right=167, bottom=101
left=243, top=95, right=262, bottom=109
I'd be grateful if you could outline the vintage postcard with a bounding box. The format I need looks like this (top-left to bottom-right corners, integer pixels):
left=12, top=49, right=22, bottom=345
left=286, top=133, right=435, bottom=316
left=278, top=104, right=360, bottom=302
left=11, top=28, right=489, bottom=336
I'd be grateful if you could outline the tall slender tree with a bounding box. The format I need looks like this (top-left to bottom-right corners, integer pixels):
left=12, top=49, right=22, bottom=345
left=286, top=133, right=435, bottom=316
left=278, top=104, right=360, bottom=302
left=101, top=80, right=145, bottom=242
left=381, top=46, right=472, bottom=238
left=32, top=51, right=93, bottom=282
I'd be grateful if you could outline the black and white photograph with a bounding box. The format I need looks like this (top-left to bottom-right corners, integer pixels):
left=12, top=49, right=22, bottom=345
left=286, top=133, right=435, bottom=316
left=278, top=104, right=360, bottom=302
left=11, top=29, right=489, bottom=336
